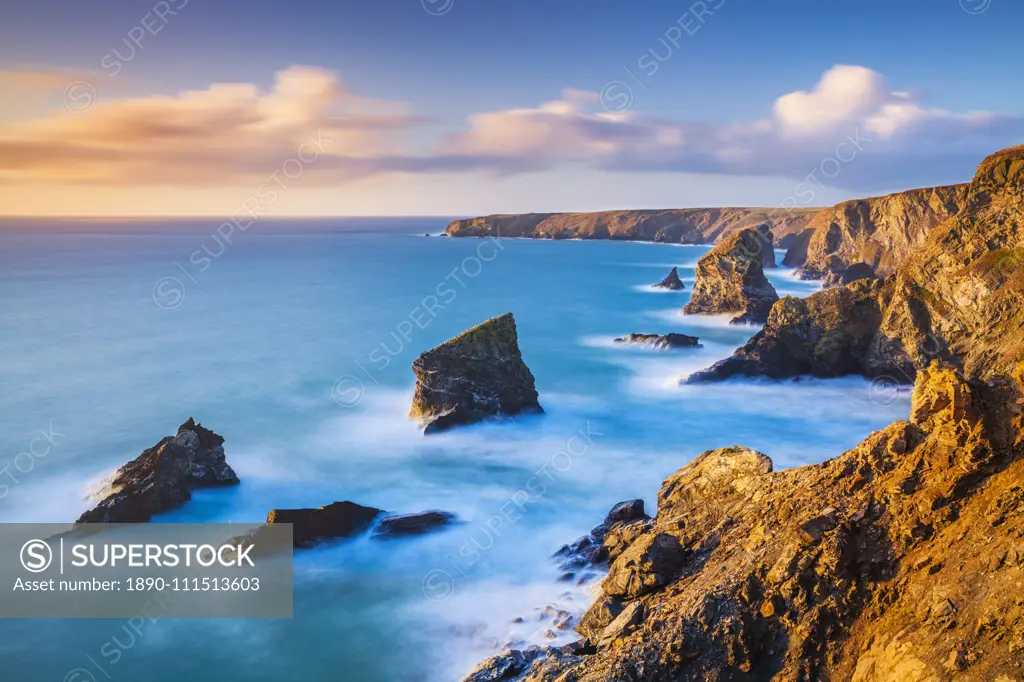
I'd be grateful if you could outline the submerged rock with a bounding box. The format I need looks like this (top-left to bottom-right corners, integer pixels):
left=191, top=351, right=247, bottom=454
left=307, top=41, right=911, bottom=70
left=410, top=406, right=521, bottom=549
left=653, top=266, right=685, bottom=290
left=612, top=332, right=700, bottom=350
left=267, top=501, right=382, bottom=548
left=77, top=418, right=238, bottom=524
left=409, top=313, right=542, bottom=433
left=462, top=648, right=541, bottom=682
left=682, top=227, right=780, bottom=324
left=372, top=510, right=457, bottom=538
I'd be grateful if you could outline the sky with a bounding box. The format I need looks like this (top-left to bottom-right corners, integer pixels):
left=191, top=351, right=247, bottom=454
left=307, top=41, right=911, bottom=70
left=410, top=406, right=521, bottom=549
left=0, top=0, right=1022, bottom=216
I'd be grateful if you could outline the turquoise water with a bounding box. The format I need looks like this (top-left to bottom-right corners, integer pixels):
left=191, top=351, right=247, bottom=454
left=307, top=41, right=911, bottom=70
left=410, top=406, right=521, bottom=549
left=0, top=219, right=908, bottom=681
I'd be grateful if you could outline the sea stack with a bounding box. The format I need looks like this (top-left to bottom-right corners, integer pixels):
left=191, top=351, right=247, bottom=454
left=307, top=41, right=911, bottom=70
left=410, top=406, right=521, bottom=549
left=653, top=266, right=685, bottom=290
left=682, top=227, right=780, bottom=325
left=409, top=313, right=542, bottom=433
left=77, top=418, right=239, bottom=524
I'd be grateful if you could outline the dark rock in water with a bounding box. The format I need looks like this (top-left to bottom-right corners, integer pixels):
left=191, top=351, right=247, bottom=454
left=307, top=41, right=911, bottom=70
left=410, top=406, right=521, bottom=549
left=821, top=261, right=878, bottom=288
left=553, top=500, right=653, bottom=572
left=267, top=501, right=382, bottom=548
left=77, top=418, right=239, bottom=524
left=424, top=233, right=431, bottom=237
left=409, top=313, right=542, bottom=433
left=683, top=227, right=779, bottom=324
left=613, top=332, right=701, bottom=350
left=683, top=279, right=900, bottom=383
left=373, top=510, right=457, bottom=538
left=653, top=266, right=685, bottom=290
left=462, top=647, right=541, bottom=682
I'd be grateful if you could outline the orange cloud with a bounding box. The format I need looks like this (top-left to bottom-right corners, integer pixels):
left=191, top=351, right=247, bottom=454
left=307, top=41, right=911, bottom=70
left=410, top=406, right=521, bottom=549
left=0, top=65, right=427, bottom=186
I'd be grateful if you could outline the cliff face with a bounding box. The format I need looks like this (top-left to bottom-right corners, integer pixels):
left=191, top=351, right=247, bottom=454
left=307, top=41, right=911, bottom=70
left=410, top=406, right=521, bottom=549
left=691, top=145, right=1024, bottom=385
left=445, top=208, right=818, bottom=246
left=786, top=184, right=969, bottom=281
left=476, top=364, right=1024, bottom=681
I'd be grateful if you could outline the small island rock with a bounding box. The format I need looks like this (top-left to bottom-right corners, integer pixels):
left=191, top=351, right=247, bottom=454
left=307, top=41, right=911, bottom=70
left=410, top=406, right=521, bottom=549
left=613, top=333, right=700, bottom=350
left=409, top=313, right=542, bottom=433
left=653, top=266, right=685, bottom=290
left=682, top=227, right=780, bottom=324
left=267, top=501, right=383, bottom=548
left=77, top=418, right=238, bottom=524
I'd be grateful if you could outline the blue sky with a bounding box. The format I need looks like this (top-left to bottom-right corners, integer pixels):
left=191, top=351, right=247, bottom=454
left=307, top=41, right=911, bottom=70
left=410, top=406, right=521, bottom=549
left=1, top=0, right=1022, bottom=215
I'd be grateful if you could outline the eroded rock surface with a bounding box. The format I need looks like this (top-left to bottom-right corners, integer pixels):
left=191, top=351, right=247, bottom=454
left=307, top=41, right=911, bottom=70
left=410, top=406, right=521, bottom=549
left=472, top=364, right=1024, bottom=681
left=683, top=227, right=780, bottom=324
left=77, top=418, right=238, bottom=523
left=409, top=313, right=542, bottom=433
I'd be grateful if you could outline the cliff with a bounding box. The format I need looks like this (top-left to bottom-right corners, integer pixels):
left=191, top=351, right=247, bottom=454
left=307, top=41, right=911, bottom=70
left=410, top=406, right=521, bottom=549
left=468, top=363, right=1024, bottom=681
left=690, top=145, right=1024, bottom=385
left=445, top=208, right=819, bottom=246
left=785, top=184, right=969, bottom=281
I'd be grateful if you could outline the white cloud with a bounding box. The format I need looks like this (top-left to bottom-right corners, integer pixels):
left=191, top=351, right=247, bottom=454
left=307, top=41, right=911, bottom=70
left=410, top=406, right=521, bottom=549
left=0, top=63, right=1020, bottom=191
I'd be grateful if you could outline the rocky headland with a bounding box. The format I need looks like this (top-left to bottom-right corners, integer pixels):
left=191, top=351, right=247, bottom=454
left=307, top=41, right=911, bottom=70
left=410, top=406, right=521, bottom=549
left=444, top=208, right=818, bottom=247
left=682, top=227, right=780, bottom=325
left=466, top=362, right=1024, bottom=681
left=653, top=266, right=685, bottom=290
left=687, top=145, right=1024, bottom=385
left=612, top=333, right=701, bottom=350
left=409, top=313, right=542, bottom=433
left=77, top=418, right=239, bottom=524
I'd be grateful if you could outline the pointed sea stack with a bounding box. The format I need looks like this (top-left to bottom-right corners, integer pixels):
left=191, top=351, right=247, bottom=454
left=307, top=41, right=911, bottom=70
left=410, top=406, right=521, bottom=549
left=682, top=227, right=780, bottom=324
left=77, top=418, right=239, bottom=524
left=653, top=266, right=685, bottom=290
left=409, top=313, right=542, bottom=433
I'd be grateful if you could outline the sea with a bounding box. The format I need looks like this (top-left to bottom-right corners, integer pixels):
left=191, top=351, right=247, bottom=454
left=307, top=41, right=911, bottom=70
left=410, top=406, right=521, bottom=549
left=0, top=217, right=910, bottom=681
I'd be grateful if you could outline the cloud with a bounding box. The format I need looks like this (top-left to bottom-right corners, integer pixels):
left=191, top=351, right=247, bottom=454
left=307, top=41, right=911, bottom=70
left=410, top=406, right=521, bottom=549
left=0, top=64, right=1020, bottom=192
left=0, top=65, right=440, bottom=186
left=440, top=64, right=1024, bottom=189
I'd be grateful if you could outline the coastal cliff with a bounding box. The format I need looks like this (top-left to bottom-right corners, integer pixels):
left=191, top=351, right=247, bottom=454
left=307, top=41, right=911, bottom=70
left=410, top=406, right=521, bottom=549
left=689, top=145, right=1024, bottom=385
left=784, top=184, right=969, bottom=281
left=468, top=363, right=1024, bottom=681
left=444, top=208, right=818, bottom=247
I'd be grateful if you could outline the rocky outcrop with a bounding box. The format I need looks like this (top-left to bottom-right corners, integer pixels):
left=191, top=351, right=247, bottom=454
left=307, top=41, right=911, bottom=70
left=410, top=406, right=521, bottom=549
left=445, top=208, right=819, bottom=245
left=691, top=145, right=1024, bottom=384
left=471, top=364, right=1024, bottom=681
left=267, top=501, right=383, bottom=548
left=612, top=333, right=700, bottom=350
left=77, top=418, right=238, bottom=523
left=409, top=313, right=542, bottom=433
left=653, top=266, right=685, bottom=290
left=683, top=227, right=780, bottom=324
left=255, top=503, right=458, bottom=548
left=372, top=510, right=457, bottom=538
left=786, top=184, right=969, bottom=282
